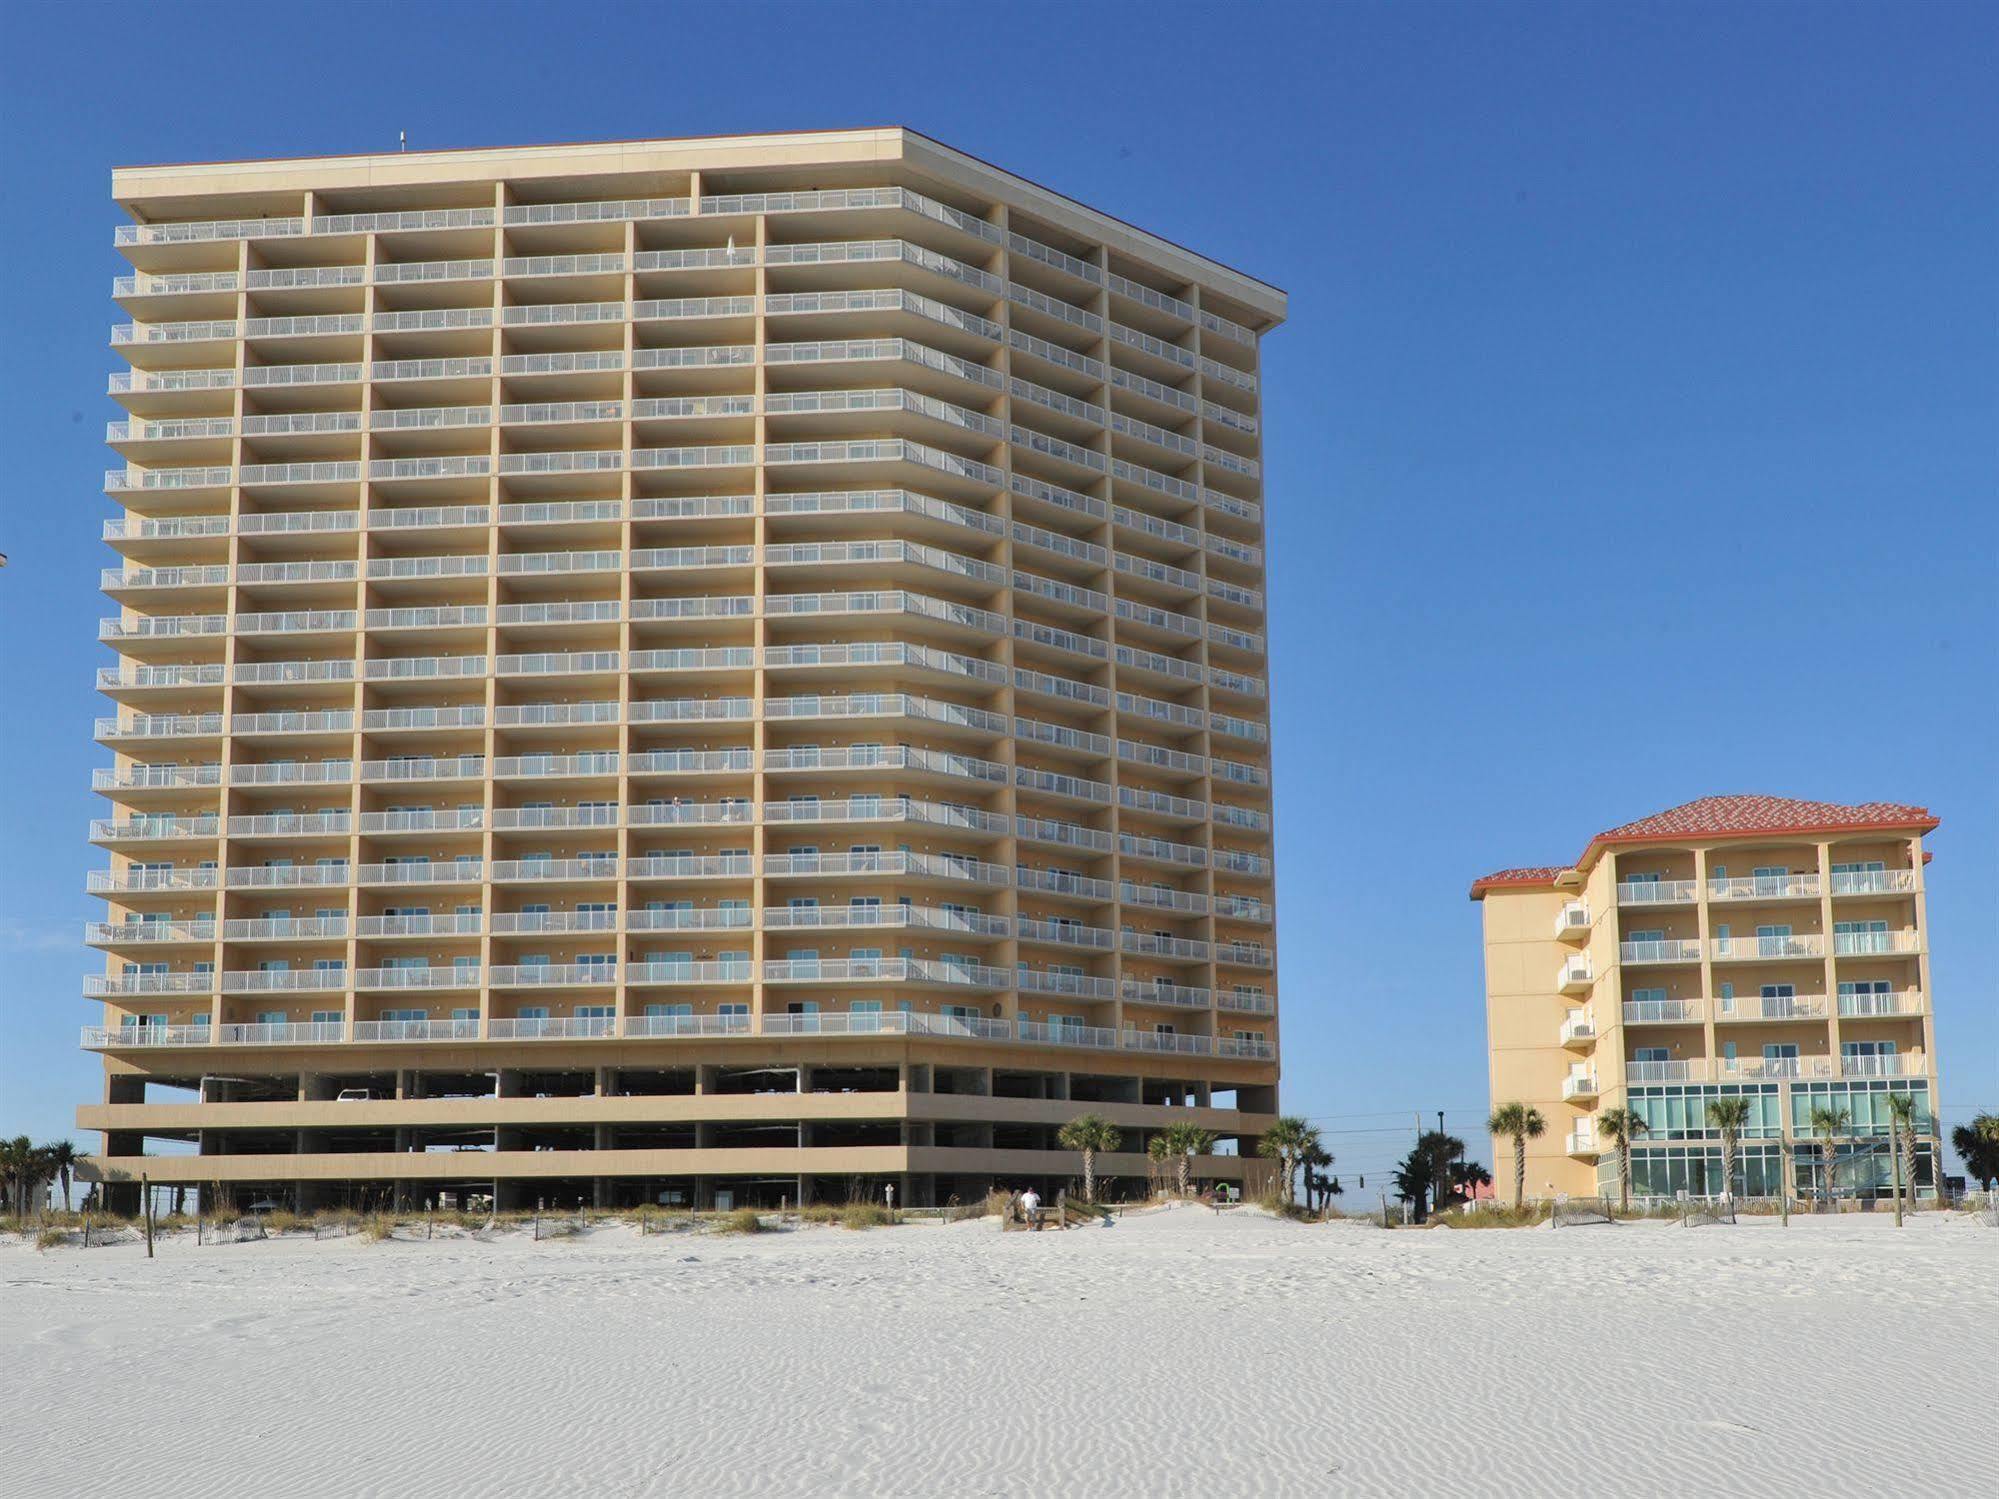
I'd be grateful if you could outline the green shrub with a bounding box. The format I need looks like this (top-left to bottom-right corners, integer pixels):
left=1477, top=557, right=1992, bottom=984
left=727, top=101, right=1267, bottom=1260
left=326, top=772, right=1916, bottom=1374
left=37, top=1228, right=67, bottom=1250
left=838, top=1203, right=893, bottom=1230
left=714, top=1207, right=764, bottom=1235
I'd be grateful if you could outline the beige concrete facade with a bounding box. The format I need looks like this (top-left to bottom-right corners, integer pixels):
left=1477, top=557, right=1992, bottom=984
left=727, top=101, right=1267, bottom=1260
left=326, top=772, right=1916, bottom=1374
left=1474, top=800, right=1944, bottom=1201
left=81, top=128, right=1284, bottom=1211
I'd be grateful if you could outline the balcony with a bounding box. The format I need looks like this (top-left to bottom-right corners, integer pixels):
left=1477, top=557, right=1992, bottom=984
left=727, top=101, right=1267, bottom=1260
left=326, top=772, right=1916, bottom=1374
left=86, top=921, right=216, bottom=946
left=76, top=1010, right=1281, bottom=1063
left=1564, top=1130, right=1601, bottom=1157
left=1622, top=999, right=1702, bottom=1025
left=1616, top=879, right=1698, bottom=907
left=353, top=1019, right=481, bottom=1043
left=1559, top=1010, right=1596, bottom=1047
left=1558, top=956, right=1593, bottom=994
left=221, top=918, right=350, bottom=941
left=1561, top=1072, right=1600, bottom=1101
left=1839, top=1054, right=1921, bottom=1079
left=220, top=971, right=347, bottom=994
left=1554, top=902, right=1590, bottom=942
left=1619, top=939, right=1703, bottom=966
left=1829, top=870, right=1917, bottom=897
left=1718, top=1057, right=1830, bottom=1081
left=1715, top=994, right=1825, bottom=1022
left=1711, top=934, right=1823, bottom=962
left=1832, top=930, right=1921, bottom=958
left=489, top=964, right=619, bottom=987
left=488, top=1017, right=617, bottom=1040
left=626, top=962, right=753, bottom=985
left=1836, top=989, right=1924, bottom=1018
left=353, top=967, right=481, bottom=991
left=84, top=973, right=213, bottom=997
left=1626, top=1060, right=1708, bottom=1083
left=1708, top=874, right=1820, bottom=902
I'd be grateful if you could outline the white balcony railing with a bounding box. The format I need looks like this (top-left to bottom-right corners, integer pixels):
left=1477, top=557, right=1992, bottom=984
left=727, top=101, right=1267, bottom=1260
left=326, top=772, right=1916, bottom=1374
left=1615, top=879, right=1698, bottom=906
left=1708, top=874, right=1820, bottom=901
left=77, top=1008, right=1281, bottom=1060
left=1711, top=934, right=1825, bottom=962
left=1832, top=930, right=1920, bottom=957
left=1715, top=995, right=1825, bottom=1021
left=1829, top=870, right=1918, bottom=897
left=1626, top=1060, right=1707, bottom=1083
left=1622, top=999, right=1702, bottom=1025
left=1619, top=939, right=1704, bottom=965
left=1836, top=990, right=1923, bottom=1018
left=1839, top=1054, right=1918, bottom=1078
left=1718, top=1057, right=1832, bottom=1081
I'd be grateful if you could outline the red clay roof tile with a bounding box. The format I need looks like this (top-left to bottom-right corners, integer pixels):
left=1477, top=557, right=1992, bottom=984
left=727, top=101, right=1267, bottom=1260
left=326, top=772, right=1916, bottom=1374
left=1472, top=795, right=1936, bottom=901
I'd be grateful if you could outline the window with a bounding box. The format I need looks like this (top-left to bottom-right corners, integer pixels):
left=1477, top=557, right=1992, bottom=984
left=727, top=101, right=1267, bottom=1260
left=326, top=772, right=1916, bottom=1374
left=1635, top=1047, right=1670, bottom=1063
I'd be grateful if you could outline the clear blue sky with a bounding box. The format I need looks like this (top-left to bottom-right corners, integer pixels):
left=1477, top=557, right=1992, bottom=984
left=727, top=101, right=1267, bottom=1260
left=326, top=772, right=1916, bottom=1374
left=2, top=1, right=1992, bottom=1185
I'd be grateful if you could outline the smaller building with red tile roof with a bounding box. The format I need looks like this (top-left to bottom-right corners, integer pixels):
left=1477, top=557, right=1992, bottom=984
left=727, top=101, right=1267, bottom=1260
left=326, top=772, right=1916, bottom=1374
left=1471, top=795, right=1938, bottom=900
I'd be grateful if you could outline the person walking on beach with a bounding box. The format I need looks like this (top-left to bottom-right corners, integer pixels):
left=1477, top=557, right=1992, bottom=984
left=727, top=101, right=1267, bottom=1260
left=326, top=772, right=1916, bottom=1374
left=1021, top=1186, right=1042, bottom=1230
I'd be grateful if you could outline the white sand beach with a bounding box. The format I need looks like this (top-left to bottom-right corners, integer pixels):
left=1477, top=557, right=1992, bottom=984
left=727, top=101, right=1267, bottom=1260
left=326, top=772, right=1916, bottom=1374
left=5, top=1205, right=1992, bottom=1498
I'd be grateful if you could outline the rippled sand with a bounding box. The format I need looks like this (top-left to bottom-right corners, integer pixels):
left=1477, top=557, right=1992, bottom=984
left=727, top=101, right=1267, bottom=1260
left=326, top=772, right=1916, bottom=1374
left=5, top=1204, right=1992, bottom=1497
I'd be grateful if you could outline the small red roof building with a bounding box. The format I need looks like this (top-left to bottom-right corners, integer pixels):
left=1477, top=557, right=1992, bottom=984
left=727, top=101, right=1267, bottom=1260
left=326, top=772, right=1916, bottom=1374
left=1470, top=795, right=1937, bottom=900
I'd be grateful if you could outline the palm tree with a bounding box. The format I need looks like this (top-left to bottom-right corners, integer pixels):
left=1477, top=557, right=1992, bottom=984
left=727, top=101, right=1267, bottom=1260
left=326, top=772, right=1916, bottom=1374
left=1950, top=1113, right=1999, bottom=1191
left=0, top=1136, right=35, bottom=1221
left=1145, top=1133, right=1174, bottom=1198
left=1056, top=1114, right=1123, bottom=1204
left=42, top=1141, right=80, bottom=1214
left=1487, top=1102, right=1547, bottom=1210
left=1882, top=1094, right=1919, bottom=1208
left=1704, top=1097, right=1752, bottom=1203
left=1809, top=1106, right=1851, bottom=1210
left=1302, top=1144, right=1336, bottom=1214
left=1256, top=1116, right=1320, bottom=1205
left=1159, top=1122, right=1215, bottom=1198
left=1595, top=1108, right=1647, bottom=1212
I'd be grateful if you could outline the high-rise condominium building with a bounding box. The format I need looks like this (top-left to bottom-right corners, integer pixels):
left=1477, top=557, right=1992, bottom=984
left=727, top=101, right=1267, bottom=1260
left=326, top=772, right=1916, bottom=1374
left=82, top=128, right=1284, bottom=1213
left=1473, top=795, right=1945, bottom=1201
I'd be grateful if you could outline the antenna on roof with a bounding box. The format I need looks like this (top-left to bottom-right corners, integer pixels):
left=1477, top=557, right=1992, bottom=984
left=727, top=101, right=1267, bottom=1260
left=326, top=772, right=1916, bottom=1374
left=399, top=131, right=408, bottom=153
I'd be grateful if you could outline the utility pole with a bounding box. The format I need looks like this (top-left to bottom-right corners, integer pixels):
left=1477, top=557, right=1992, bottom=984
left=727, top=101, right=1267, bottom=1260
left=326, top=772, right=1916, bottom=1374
left=1413, top=1111, right=1426, bottom=1221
